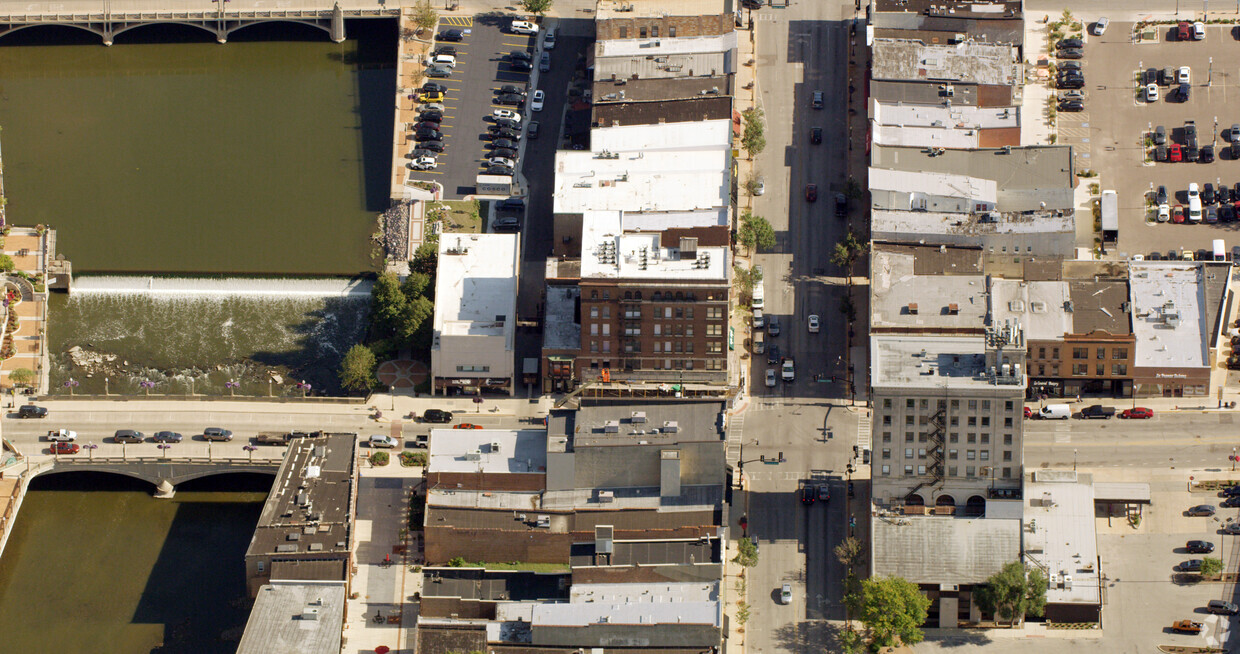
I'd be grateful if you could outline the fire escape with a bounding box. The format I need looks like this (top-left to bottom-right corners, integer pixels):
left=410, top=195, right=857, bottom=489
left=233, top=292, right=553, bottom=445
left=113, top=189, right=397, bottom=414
left=905, top=405, right=946, bottom=503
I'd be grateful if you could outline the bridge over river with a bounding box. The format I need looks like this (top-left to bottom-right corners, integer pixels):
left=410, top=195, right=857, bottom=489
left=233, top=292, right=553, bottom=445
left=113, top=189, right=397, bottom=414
left=0, top=0, right=402, bottom=45
left=37, top=455, right=282, bottom=496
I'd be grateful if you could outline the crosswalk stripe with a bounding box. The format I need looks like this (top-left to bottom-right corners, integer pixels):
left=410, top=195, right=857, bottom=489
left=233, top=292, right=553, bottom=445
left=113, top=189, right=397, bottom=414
left=439, top=16, right=473, bottom=27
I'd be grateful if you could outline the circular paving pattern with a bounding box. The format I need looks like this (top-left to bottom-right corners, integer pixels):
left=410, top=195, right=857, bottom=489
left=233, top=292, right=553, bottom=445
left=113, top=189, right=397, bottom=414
left=376, top=359, right=428, bottom=389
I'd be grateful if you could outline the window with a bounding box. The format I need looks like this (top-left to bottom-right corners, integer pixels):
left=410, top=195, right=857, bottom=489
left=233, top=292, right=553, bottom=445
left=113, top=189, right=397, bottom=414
left=674, top=308, right=683, bottom=319
left=686, top=342, right=694, bottom=353
left=920, top=399, right=929, bottom=409
left=981, top=417, right=990, bottom=427
left=707, top=307, right=723, bottom=319
left=949, top=432, right=959, bottom=443
left=1005, top=401, right=1014, bottom=411
left=1003, top=451, right=1012, bottom=461
left=966, top=466, right=976, bottom=477
left=882, top=415, right=892, bottom=426
left=1096, top=364, right=1105, bottom=376
left=882, top=432, right=892, bottom=443
left=1002, top=467, right=1012, bottom=478
left=590, top=307, right=599, bottom=318
left=1097, top=348, right=1106, bottom=360
left=882, top=448, right=891, bottom=459
left=1004, top=417, right=1013, bottom=428
left=980, top=433, right=990, bottom=444
left=1004, top=434, right=1012, bottom=445
left=883, top=399, right=892, bottom=409
left=602, top=307, right=610, bottom=319
left=1073, top=347, right=1088, bottom=359
left=948, top=466, right=958, bottom=476
left=653, top=324, right=661, bottom=336
left=968, top=400, right=977, bottom=410
left=1052, top=365, right=1060, bottom=376
left=905, top=432, right=914, bottom=442
left=706, top=325, right=723, bottom=336
left=707, top=343, right=722, bottom=354
left=905, top=416, right=915, bottom=426
left=590, top=324, right=599, bottom=336
left=1038, top=365, right=1045, bottom=376
left=455, top=365, right=491, bottom=372
left=1052, top=347, right=1060, bottom=359
left=948, top=449, right=958, bottom=460
left=950, top=417, right=959, bottom=427
left=1073, top=363, right=1088, bottom=376
left=881, top=465, right=890, bottom=476
left=905, top=448, right=914, bottom=459
left=590, top=341, right=599, bottom=353
left=1112, top=364, right=1128, bottom=376
left=917, top=465, right=927, bottom=475
left=602, top=341, right=611, bottom=353
left=685, top=326, right=693, bottom=337
left=602, top=324, right=610, bottom=336
left=619, top=26, right=628, bottom=38
left=1113, top=347, right=1129, bottom=359
left=904, top=465, right=914, bottom=476
left=685, top=308, right=693, bottom=319
left=651, top=26, right=659, bottom=37
left=906, top=399, right=915, bottom=409
left=967, top=433, right=976, bottom=443
left=653, top=342, right=660, bottom=353
left=980, top=451, right=990, bottom=461
left=257, top=561, right=265, bottom=573
left=951, top=400, right=960, bottom=409
left=967, top=417, right=976, bottom=426
left=664, top=307, right=672, bottom=319
left=669, top=26, right=676, bottom=36
left=966, top=450, right=976, bottom=460
left=639, top=26, right=647, bottom=37
left=1037, top=347, right=1046, bottom=359
left=982, top=401, right=990, bottom=410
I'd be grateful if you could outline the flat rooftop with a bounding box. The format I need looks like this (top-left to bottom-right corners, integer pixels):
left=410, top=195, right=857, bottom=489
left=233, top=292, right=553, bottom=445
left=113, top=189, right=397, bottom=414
left=419, top=568, right=570, bottom=601
left=428, top=429, right=548, bottom=474
left=570, top=537, right=720, bottom=567
left=1128, top=263, right=1208, bottom=369
left=990, top=279, right=1071, bottom=341
left=236, top=581, right=345, bottom=654
left=871, top=247, right=987, bottom=331
left=592, top=95, right=734, bottom=128
left=434, top=233, right=519, bottom=342
left=520, top=582, right=721, bottom=627
left=871, top=79, right=980, bottom=106
left=593, top=76, right=733, bottom=105
left=597, top=31, right=736, bottom=58
left=1025, top=471, right=1102, bottom=606
left=870, top=209, right=1075, bottom=238
left=556, top=402, right=725, bottom=448
left=543, top=285, right=581, bottom=350
left=869, top=168, right=996, bottom=204
left=872, top=39, right=1020, bottom=86
left=874, top=101, right=1019, bottom=130
left=873, top=0, right=1022, bottom=19
left=1069, top=281, right=1133, bottom=336
left=870, top=145, right=1075, bottom=212
left=579, top=212, right=728, bottom=281
left=246, top=434, right=355, bottom=560
left=596, top=0, right=730, bottom=19
left=872, top=516, right=1021, bottom=585
left=871, top=334, right=1023, bottom=390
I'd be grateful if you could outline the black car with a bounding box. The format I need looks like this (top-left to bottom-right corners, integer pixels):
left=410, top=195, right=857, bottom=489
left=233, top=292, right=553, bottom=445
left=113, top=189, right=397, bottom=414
left=1202, top=145, right=1216, bottom=163
left=1057, top=77, right=1085, bottom=89
left=491, top=128, right=521, bottom=142
left=1155, top=145, right=1168, bottom=162
left=1187, top=505, right=1217, bottom=517
left=1180, top=559, right=1204, bottom=572
left=422, top=409, right=453, bottom=423
left=1185, top=122, right=1199, bottom=146
left=1057, top=37, right=1084, bottom=49
left=490, top=138, right=519, bottom=151
left=1154, top=125, right=1167, bottom=144
left=493, top=118, right=521, bottom=130
left=1156, top=185, right=1168, bottom=205
left=434, top=46, right=457, bottom=56
left=490, top=147, right=519, bottom=160
left=1145, top=68, right=1158, bottom=85
left=800, top=486, right=816, bottom=505
left=493, top=216, right=522, bottom=231
left=810, top=126, right=822, bottom=144
left=1220, top=185, right=1232, bottom=204
left=16, top=405, right=46, bottom=418
left=1204, top=183, right=1216, bottom=204
left=509, top=51, right=533, bottom=62
left=496, top=198, right=525, bottom=212
left=495, top=93, right=526, bottom=106
left=1223, top=496, right=1240, bottom=508
left=486, top=165, right=514, bottom=176
left=1058, top=47, right=1084, bottom=59
left=1186, top=145, right=1200, bottom=162
left=414, top=128, right=442, bottom=141
left=1058, top=60, right=1081, bottom=71
left=419, top=111, right=443, bottom=123
left=510, top=60, right=533, bottom=72
left=498, top=84, right=527, bottom=96
left=202, top=427, right=233, bottom=442
left=741, top=0, right=763, bottom=8
left=1179, top=83, right=1191, bottom=101
left=113, top=429, right=144, bottom=444
left=1058, top=100, right=1084, bottom=112
left=835, top=193, right=848, bottom=217
left=767, top=344, right=781, bottom=365
left=411, top=149, right=440, bottom=160
left=421, top=82, right=446, bottom=94
left=153, top=431, right=183, bottom=443
left=528, top=121, right=540, bottom=139
left=439, top=28, right=464, bottom=41
left=1222, top=205, right=1236, bottom=223
left=412, top=121, right=441, bottom=132
left=1208, top=600, right=1240, bottom=615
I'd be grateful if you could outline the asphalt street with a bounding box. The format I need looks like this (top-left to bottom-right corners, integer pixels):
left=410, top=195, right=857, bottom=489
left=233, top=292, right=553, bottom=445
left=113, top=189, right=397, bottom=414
left=1024, top=410, right=1240, bottom=469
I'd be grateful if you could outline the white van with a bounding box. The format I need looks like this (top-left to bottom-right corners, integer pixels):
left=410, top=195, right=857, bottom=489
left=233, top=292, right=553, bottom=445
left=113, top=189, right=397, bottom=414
left=1189, top=183, right=1203, bottom=222
left=1038, top=404, right=1071, bottom=420
left=1214, top=239, right=1226, bottom=261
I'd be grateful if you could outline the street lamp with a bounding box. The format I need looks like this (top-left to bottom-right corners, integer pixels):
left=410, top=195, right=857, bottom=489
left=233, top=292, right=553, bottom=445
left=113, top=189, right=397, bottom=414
left=1232, top=447, right=1236, bottom=472
left=226, top=380, right=239, bottom=397
left=84, top=442, right=97, bottom=461
left=1074, top=448, right=1078, bottom=471
left=243, top=444, right=257, bottom=462
left=297, top=381, right=311, bottom=398
left=139, top=380, right=155, bottom=396
left=157, top=443, right=171, bottom=460
left=64, top=378, right=78, bottom=396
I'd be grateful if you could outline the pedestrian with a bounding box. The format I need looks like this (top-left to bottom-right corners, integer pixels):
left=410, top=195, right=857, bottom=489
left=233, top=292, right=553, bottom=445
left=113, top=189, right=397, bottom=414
left=1076, top=394, right=1081, bottom=403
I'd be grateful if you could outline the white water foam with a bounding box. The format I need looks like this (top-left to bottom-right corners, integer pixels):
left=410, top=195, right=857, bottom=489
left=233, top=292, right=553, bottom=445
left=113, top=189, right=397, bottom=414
left=72, top=276, right=373, bottom=298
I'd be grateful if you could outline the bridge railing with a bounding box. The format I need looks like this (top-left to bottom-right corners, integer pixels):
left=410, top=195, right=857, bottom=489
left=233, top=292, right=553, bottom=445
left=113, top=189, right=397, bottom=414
left=54, top=456, right=282, bottom=465
left=0, top=7, right=397, bottom=20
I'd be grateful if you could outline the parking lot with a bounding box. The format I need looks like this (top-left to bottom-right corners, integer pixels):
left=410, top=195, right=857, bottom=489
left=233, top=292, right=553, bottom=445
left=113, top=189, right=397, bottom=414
left=1057, top=22, right=1240, bottom=258
left=403, top=14, right=541, bottom=200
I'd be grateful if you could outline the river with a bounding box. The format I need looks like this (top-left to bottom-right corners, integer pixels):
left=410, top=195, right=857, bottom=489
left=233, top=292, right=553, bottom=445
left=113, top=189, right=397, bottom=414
left=0, top=472, right=271, bottom=653
left=0, top=20, right=397, bottom=276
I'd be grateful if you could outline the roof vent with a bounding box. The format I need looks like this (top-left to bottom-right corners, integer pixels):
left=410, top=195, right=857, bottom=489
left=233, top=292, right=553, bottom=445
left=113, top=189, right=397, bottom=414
left=947, top=303, right=959, bottom=315
left=908, top=303, right=919, bottom=314
left=302, top=607, right=321, bottom=621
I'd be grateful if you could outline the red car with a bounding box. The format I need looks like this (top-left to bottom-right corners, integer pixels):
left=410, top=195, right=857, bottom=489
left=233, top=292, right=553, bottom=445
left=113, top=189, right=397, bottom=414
left=453, top=423, right=484, bottom=430
left=50, top=442, right=79, bottom=455
left=805, top=184, right=818, bottom=202
left=1177, top=21, right=1192, bottom=41
left=1172, top=205, right=1185, bottom=223
left=1120, top=407, right=1154, bottom=419
left=1169, top=143, right=1183, bottom=162
left=1024, top=406, right=1032, bottom=418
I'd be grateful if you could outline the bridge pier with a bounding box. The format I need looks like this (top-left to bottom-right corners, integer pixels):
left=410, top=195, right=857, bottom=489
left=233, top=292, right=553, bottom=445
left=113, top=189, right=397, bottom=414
left=153, top=479, right=176, bottom=499
left=330, top=3, right=345, bottom=43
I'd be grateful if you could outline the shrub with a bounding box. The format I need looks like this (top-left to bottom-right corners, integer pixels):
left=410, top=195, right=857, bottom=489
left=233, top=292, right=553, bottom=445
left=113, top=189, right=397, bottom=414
left=371, top=451, right=390, bottom=466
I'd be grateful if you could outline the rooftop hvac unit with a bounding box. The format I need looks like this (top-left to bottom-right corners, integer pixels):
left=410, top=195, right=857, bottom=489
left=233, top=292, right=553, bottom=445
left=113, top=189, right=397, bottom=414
left=604, top=420, right=620, bottom=433
left=464, top=453, right=482, bottom=462
left=536, top=515, right=551, bottom=528
left=491, top=441, right=501, bottom=453
left=302, top=607, right=320, bottom=621
left=598, top=490, right=615, bottom=503
left=662, top=421, right=680, bottom=433
left=631, top=411, right=647, bottom=423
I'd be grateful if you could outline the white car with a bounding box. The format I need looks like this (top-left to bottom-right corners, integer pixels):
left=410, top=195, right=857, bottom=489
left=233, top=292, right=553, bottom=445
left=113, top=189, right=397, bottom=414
left=1189, top=182, right=1200, bottom=199
left=1158, top=203, right=1170, bottom=222
left=1178, top=66, right=1191, bottom=85
left=428, top=53, right=456, bottom=67
left=808, top=314, right=820, bottom=333
left=488, top=156, right=515, bottom=169
left=1193, top=21, right=1206, bottom=40
left=543, top=28, right=557, bottom=50
left=408, top=155, right=437, bottom=171
left=780, top=583, right=792, bottom=604
left=420, top=102, right=445, bottom=113
left=368, top=434, right=399, bottom=449
left=510, top=20, right=539, bottom=34
left=531, top=89, right=545, bottom=112
left=1092, top=17, right=1109, bottom=35
left=765, top=369, right=777, bottom=387
left=48, top=429, right=77, bottom=442
left=1145, top=83, right=1158, bottom=102
left=492, top=109, right=522, bottom=123
left=781, top=358, right=795, bottom=382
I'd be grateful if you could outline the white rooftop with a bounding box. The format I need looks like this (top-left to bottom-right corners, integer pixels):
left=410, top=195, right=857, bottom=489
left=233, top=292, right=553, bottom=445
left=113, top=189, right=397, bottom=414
left=1025, top=471, right=1102, bottom=606
left=872, top=39, right=1021, bottom=86
left=427, top=429, right=548, bottom=474
left=236, top=581, right=345, bottom=654
left=1128, top=263, right=1208, bottom=370
left=597, top=31, right=737, bottom=58
left=871, top=102, right=1019, bottom=149
left=569, top=581, right=718, bottom=604
left=595, top=0, right=729, bottom=19
left=871, top=249, right=987, bottom=330
left=579, top=211, right=728, bottom=280
left=873, top=123, right=982, bottom=149
left=527, top=581, right=721, bottom=627
left=869, top=168, right=997, bottom=204
left=870, top=209, right=1076, bottom=236
left=554, top=122, right=732, bottom=214
left=871, top=516, right=1021, bottom=585
left=990, top=279, right=1072, bottom=341
left=871, top=334, right=1024, bottom=390
left=433, top=233, right=519, bottom=343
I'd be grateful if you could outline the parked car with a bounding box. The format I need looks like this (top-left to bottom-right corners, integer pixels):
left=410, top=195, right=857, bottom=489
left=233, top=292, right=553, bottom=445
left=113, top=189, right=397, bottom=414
left=1170, top=143, right=1183, bottom=162
left=453, top=423, right=484, bottom=430
left=368, top=435, right=399, bottom=449
left=420, top=102, right=445, bottom=113
left=421, top=409, right=453, bottom=423
left=493, top=215, right=522, bottom=231
left=202, top=427, right=233, bottom=442
left=539, top=51, right=551, bottom=72
left=1186, top=505, right=1217, bottom=517
left=1058, top=48, right=1083, bottom=59
left=1224, top=522, right=1240, bottom=534
left=16, top=405, right=46, bottom=419
left=1144, top=68, right=1158, bottom=86
left=835, top=193, right=847, bottom=217
left=1179, top=559, right=1204, bottom=571
left=492, top=109, right=521, bottom=123
left=1092, top=17, right=1109, bottom=35
left=493, top=118, right=521, bottom=130
left=1155, top=145, right=1168, bottom=162
left=1057, top=37, right=1083, bottom=49
left=812, top=90, right=824, bottom=109
left=509, top=59, right=533, bottom=72
left=1057, top=76, right=1084, bottom=89
left=527, top=121, right=540, bottom=139
left=767, top=315, right=781, bottom=336
left=495, top=93, right=525, bottom=106
left=1194, top=21, right=1206, bottom=40
left=1162, top=66, right=1176, bottom=86
left=1205, top=183, right=1216, bottom=204
left=509, top=51, right=533, bottom=62
left=1208, top=600, right=1240, bottom=615
left=1178, top=83, right=1191, bottom=102
left=153, top=431, right=183, bottom=443
left=439, top=28, right=464, bottom=41
left=805, top=184, right=818, bottom=202
left=765, top=369, right=777, bottom=387
left=433, top=45, right=456, bottom=56
left=1080, top=405, right=1116, bottom=419
left=416, top=140, right=445, bottom=153
left=800, top=486, right=816, bottom=505
left=1203, top=145, right=1216, bottom=163
left=490, top=147, right=518, bottom=160
left=113, top=429, right=144, bottom=444
left=1154, top=125, right=1167, bottom=144
left=531, top=89, right=545, bottom=111
left=486, top=165, right=514, bottom=176
left=1156, top=185, right=1168, bottom=205
left=767, top=345, right=781, bottom=365
left=421, top=82, right=446, bottom=95
left=509, top=20, right=539, bottom=34
left=51, top=442, right=79, bottom=455
left=490, top=138, right=519, bottom=151
left=408, top=156, right=437, bottom=171
left=1186, top=145, right=1200, bottom=162
left=1172, top=620, right=1204, bottom=634
left=414, top=128, right=442, bottom=141
left=1158, top=204, right=1170, bottom=222
left=426, top=64, right=453, bottom=78
left=1059, top=100, right=1084, bottom=112
left=498, top=84, right=526, bottom=96
left=780, top=583, right=792, bottom=604
left=542, top=27, right=557, bottom=50
left=418, top=111, right=443, bottom=123
left=1220, top=185, right=1233, bottom=204
left=808, top=314, right=820, bottom=333
left=496, top=197, right=525, bottom=213
left=1058, top=60, right=1081, bottom=72
left=1179, top=66, right=1192, bottom=84
left=1120, top=407, right=1154, bottom=419
left=1145, top=83, right=1159, bottom=102
left=412, top=121, right=441, bottom=132
left=491, top=127, right=521, bottom=141
left=1187, top=540, right=1215, bottom=553
left=488, top=156, right=516, bottom=169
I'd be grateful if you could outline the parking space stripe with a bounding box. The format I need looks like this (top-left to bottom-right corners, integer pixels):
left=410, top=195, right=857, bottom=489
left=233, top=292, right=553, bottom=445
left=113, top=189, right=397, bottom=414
left=503, top=40, right=532, bottom=48
left=439, top=16, right=473, bottom=26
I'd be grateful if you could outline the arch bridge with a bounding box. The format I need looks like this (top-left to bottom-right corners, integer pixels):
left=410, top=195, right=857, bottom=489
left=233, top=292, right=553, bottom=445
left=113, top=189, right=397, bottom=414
left=0, top=1, right=399, bottom=45
left=37, top=456, right=281, bottom=497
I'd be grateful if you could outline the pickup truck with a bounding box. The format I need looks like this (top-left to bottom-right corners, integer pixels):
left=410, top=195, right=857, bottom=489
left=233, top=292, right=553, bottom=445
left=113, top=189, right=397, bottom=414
left=1171, top=619, right=1204, bottom=634
left=47, top=429, right=77, bottom=442
left=1080, top=405, right=1116, bottom=419
left=255, top=432, right=289, bottom=446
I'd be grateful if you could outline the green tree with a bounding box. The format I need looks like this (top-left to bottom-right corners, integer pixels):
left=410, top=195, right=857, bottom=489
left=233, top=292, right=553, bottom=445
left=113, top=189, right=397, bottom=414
left=1201, top=557, right=1225, bottom=578
left=835, top=536, right=865, bottom=569
left=742, top=107, right=766, bottom=157
left=8, top=368, right=33, bottom=387
left=733, top=265, right=763, bottom=304
left=518, top=0, right=553, bottom=15
left=448, top=556, right=468, bottom=567
left=371, top=271, right=407, bottom=338
left=830, top=230, right=868, bottom=272
left=411, top=242, right=438, bottom=276
left=738, top=211, right=776, bottom=252
left=339, top=344, right=377, bottom=392
left=733, top=536, right=759, bottom=568
left=412, top=0, right=438, bottom=31
left=857, top=576, right=931, bottom=650
left=973, top=561, right=1048, bottom=626
left=399, top=295, right=436, bottom=342
left=0, top=255, right=14, bottom=273
left=401, top=271, right=433, bottom=301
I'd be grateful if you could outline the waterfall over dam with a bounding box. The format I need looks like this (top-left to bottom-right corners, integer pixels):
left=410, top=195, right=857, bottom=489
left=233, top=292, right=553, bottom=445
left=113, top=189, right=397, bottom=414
left=71, top=276, right=373, bottom=298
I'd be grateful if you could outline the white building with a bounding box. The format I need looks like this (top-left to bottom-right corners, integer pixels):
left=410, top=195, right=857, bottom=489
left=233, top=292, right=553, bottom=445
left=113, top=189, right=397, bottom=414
left=431, top=233, right=520, bottom=396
